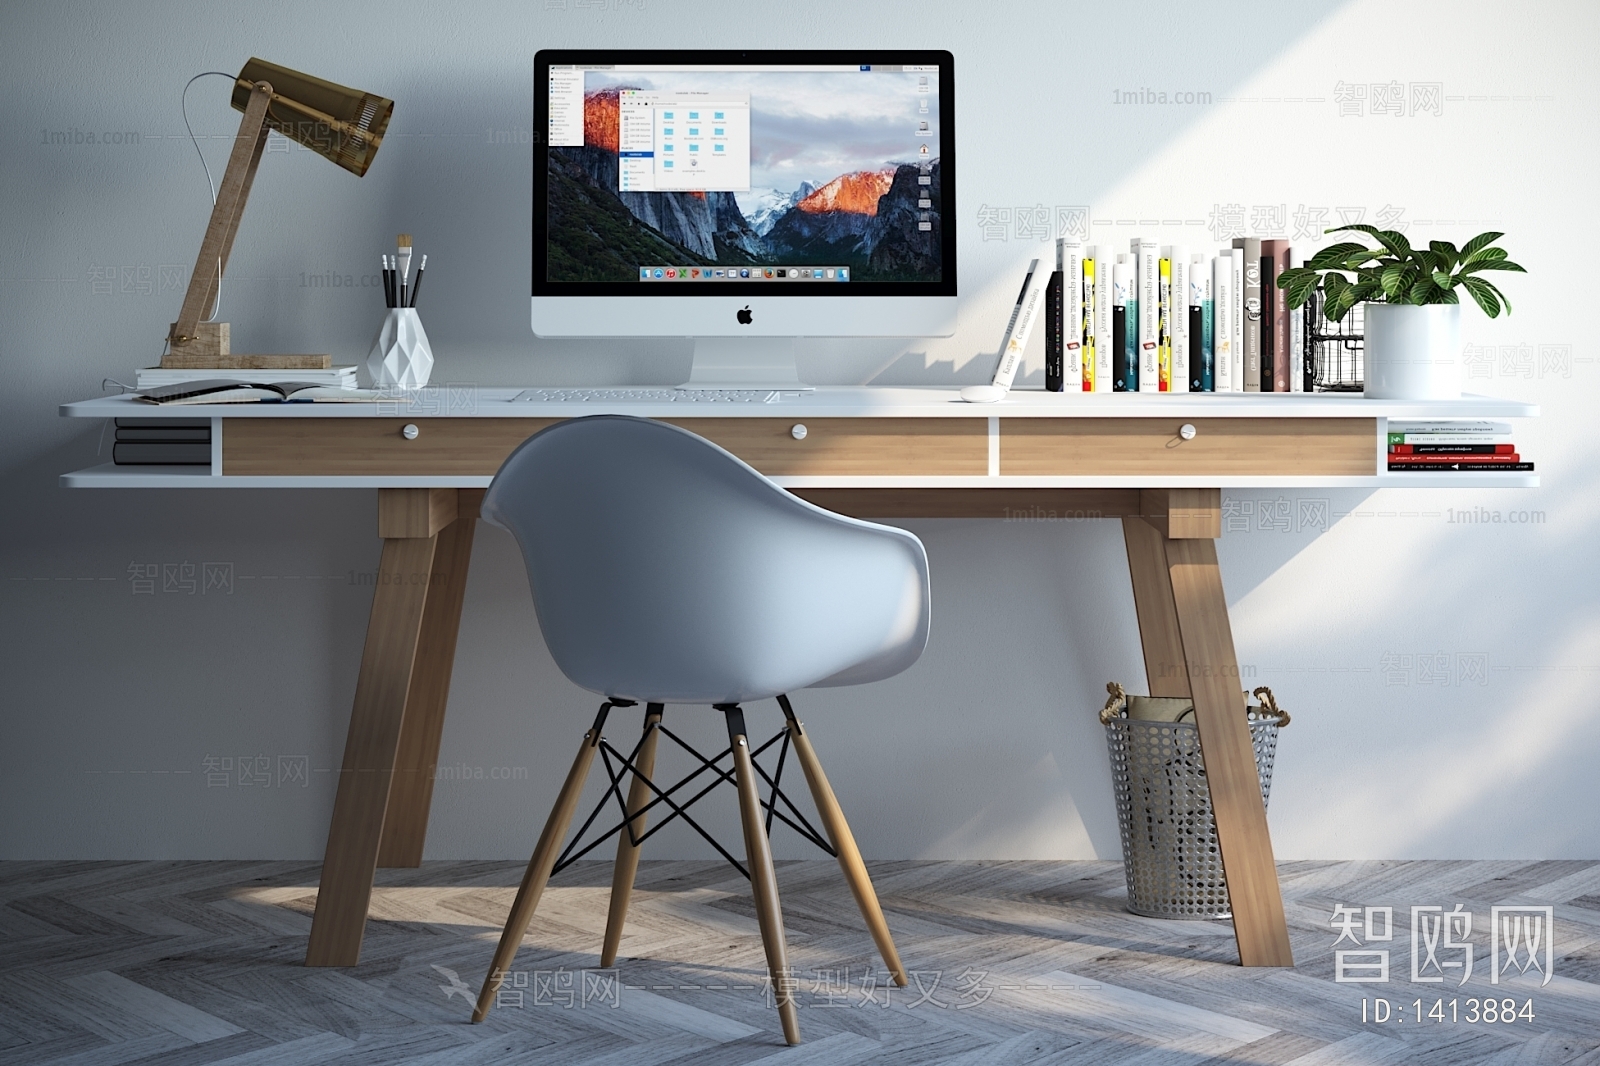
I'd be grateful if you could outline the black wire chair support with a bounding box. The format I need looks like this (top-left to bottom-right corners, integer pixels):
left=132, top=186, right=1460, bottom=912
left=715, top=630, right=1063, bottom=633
left=550, top=700, right=837, bottom=880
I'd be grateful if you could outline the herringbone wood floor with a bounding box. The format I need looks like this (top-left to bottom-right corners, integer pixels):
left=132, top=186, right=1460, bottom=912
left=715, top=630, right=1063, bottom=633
left=2, top=858, right=1598, bottom=1064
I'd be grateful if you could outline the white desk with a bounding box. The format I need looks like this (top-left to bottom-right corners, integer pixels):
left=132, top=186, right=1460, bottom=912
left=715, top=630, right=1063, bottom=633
left=60, top=386, right=1540, bottom=971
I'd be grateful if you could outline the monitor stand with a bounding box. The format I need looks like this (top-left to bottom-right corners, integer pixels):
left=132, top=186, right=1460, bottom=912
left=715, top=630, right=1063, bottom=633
left=678, top=338, right=813, bottom=391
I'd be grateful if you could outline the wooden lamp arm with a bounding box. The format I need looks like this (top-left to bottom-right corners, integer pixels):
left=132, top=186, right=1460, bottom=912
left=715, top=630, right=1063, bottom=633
left=167, top=81, right=274, bottom=350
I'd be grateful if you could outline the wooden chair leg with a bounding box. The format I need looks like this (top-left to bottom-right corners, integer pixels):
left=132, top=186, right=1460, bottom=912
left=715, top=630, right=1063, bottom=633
left=601, top=703, right=663, bottom=968
left=472, top=706, right=611, bottom=1023
left=724, top=706, right=800, bottom=1045
left=779, top=698, right=907, bottom=987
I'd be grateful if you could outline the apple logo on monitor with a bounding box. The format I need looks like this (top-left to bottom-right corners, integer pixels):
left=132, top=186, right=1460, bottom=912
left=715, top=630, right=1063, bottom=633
left=736, top=306, right=753, bottom=325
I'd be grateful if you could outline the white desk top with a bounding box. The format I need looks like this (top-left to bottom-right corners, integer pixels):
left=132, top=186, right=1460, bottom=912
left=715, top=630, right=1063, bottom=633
left=60, top=387, right=1541, bottom=491
left=61, top=387, right=1540, bottom=421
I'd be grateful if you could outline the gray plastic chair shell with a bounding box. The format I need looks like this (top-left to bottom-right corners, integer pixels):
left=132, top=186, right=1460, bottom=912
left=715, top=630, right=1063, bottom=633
left=482, top=415, right=930, bottom=705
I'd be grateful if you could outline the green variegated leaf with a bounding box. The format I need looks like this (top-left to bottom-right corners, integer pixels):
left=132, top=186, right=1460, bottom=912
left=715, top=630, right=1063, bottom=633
left=1459, top=259, right=1527, bottom=274
left=1482, top=277, right=1512, bottom=314
left=1284, top=273, right=1320, bottom=309
left=1379, top=263, right=1411, bottom=298
left=1460, top=231, right=1503, bottom=257
left=1432, top=270, right=1456, bottom=289
left=1429, top=241, right=1460, bottom=271
left=1330, top=224, right=1410, bottom=258
left=1459, top=275, right=1502, bottom=317
left=1462, top=245, right=1507, bottom=266
left=1308, top=244, right=1369, bottom=270
left=1407, top=274, right=1440, bottom=304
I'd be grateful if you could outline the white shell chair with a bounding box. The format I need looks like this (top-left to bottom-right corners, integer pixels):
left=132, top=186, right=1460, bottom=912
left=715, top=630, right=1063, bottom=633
left=471, top=415, right=930, bottom=1044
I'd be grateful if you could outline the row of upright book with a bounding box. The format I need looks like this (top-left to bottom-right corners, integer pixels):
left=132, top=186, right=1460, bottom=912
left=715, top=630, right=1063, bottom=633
left=1044, top=236, right=1311, bottom=393
left=1387, top=421, right=1533, bottom=473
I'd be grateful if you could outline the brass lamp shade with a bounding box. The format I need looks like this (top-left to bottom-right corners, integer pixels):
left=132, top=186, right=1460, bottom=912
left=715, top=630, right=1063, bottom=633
left=231, top=57, right=392, bottom=177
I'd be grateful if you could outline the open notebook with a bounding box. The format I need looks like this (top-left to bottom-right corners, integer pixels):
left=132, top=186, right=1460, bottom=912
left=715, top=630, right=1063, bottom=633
left=136, top=380, right=388, bottom=405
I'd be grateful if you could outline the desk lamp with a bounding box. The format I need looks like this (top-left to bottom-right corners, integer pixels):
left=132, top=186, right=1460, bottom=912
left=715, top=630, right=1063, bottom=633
left=163, top=58, right=393, bottom=369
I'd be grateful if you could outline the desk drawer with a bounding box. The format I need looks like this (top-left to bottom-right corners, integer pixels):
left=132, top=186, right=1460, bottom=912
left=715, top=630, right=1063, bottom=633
left=667, top=418, right=987, bottom=476
left=223, top=419, right=559, bottom=475
left=999, top=417, right=1376, bottom=476
left=222, top=416, right=988, bottom=477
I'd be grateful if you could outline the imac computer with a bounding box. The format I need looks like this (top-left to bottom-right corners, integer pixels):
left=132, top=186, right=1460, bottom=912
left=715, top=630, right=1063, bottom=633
left=533, top=49, right=956, bottom=389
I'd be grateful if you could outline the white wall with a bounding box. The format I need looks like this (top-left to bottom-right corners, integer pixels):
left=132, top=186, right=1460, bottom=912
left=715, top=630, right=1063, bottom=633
left=3, top=0, right=1595, bottom=862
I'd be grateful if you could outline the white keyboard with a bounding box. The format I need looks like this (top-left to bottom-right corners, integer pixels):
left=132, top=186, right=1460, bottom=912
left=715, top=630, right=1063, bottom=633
left=512, top=388, right=782, bottom=404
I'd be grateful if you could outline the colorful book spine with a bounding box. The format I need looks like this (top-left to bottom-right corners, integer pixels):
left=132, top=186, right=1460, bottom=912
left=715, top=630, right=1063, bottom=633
left=1157, top=253, right=1171, bottom=392
left=1230, top=248, right=1245, bottom=392
left=1081, top=249, right=1094, bottom=390
left=1289, top=247, right=1307, bottom=392
left=1212, top=253, right=1233, bottom=392
left=1113, top=254, right=1133, bottom=391
left=1388, top=433, right=1510, bottom=445
left=1388, top=461, right=1533, bottom=471
left=1045, top=238, right=1064, bottom=392
left=1387, top=453, right=1522, bottom=464
left=1136, top=239, right=1160, bottom=391
left=1093, top=245, right=1114, bottom=392
left=1233, top=237, right=1262, bottom=391
left=1263, top=239, right=1290, bottom=391
left=1193, top=254, right=1211, bottom=392
left=1167, top=245, right=1189, bottom=393
left=1064, top=242, right=1084, bottom=391
left=1390, top=443, right=1516, bottom=454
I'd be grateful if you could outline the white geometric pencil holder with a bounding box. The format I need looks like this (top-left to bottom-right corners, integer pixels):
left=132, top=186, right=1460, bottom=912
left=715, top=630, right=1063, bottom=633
left=366, top=308, right=434, bottom=390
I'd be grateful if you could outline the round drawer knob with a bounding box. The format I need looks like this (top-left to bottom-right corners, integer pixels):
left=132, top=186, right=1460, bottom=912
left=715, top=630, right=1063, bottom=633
left=401, top=423, right=420, bottom=440
left=1178, top=423, right=1197, bottom=441
left=791, top=423, right=808, bottom=441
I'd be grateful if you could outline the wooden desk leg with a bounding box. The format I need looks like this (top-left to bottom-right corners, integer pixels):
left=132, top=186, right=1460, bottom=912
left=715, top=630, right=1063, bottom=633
left=378, top=507, right=478, bottom=868
left=1122, top=508, right=1295, bottom=968
left=306, top=490, right=467, bottom=967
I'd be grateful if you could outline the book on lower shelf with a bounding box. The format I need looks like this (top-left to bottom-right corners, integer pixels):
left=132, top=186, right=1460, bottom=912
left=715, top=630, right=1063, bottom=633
left=1385, top=421, right=1531, bottom=473
left=112, top=417, right=211, bottom=466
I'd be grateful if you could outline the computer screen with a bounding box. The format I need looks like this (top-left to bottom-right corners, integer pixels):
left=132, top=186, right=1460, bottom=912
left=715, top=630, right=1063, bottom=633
left=533, top=51, right=954, bottom=301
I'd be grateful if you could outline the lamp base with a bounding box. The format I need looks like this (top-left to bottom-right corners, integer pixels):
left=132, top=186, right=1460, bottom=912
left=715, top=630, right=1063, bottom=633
left=163, top=322, right=330, bottom=369
left=164, top=321, right=229, bottom=365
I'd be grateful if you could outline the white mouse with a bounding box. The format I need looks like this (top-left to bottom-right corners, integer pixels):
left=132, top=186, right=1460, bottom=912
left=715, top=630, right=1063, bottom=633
left=959, top=384, right=1008, bottom=404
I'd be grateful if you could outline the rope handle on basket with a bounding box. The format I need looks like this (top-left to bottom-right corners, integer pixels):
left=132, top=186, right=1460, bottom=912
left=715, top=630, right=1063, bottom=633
left=1249, top=686, right=1291, bottom=727
left=1098, top=680, right=1289, bottom=727
left=1099, top=681, right=1127, bottom=724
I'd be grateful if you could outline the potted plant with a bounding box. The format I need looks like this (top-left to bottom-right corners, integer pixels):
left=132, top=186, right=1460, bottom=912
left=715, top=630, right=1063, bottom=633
left=1277, top=226, right=1525, bottom=399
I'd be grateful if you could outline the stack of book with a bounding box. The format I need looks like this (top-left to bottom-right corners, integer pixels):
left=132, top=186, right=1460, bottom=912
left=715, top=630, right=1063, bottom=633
left=135, top=365, right=358, bottom=390
left=1386, top=421, right=1533, bottom=473
left=1044, top=235, right=1310, bottom=394
left=112, top=418, right=210, bottom=465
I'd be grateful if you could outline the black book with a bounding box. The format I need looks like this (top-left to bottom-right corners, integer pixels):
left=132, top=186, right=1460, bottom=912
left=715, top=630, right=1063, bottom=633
left=1112, top=305, right=1129, bottom=391
left=113, top=442, right=211, bottom=465
left=115, top=426, right=210, bottom=442
left=115, top=417, right=207, bottom=429
left=1301, top=303, right=1315, bottom=392
left=1393, top=444, right=1514, bottom=455
left=1045, top=268, right=1064, bottom=392
left=1188, top=304, right=1204, bottom=392
left=1259, top=255, right=1275, bottom=391
left=1388, top=462, right=1535, bottom=472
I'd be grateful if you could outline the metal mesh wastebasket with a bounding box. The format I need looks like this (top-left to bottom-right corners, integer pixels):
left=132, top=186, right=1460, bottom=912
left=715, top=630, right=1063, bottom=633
left=1100, top=682, right=1289, bottom=920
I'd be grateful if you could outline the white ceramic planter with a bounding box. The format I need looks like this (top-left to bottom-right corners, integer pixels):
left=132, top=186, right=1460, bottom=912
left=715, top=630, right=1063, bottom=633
left=366, top=308, right=434, bottom=389
left=1363, top=302, right=1461, bottom=400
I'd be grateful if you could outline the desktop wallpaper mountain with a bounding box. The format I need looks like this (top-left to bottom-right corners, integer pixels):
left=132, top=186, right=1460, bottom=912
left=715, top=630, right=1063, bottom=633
left=546, top=78, right=941, bottom=283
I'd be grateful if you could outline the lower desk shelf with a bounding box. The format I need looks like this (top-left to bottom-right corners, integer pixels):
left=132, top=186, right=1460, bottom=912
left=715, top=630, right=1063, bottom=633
left=60, top=462, right=1540, bottom=490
